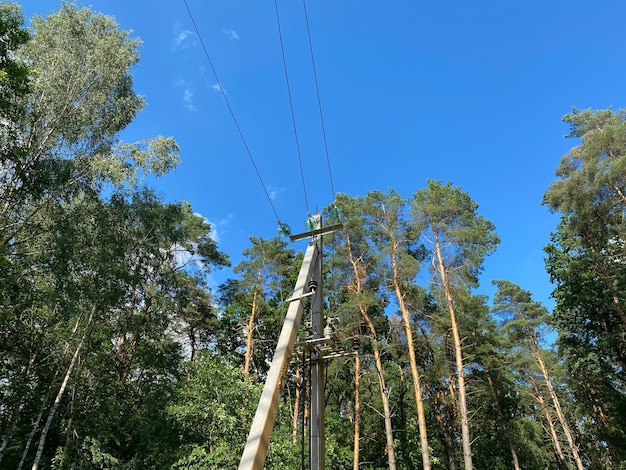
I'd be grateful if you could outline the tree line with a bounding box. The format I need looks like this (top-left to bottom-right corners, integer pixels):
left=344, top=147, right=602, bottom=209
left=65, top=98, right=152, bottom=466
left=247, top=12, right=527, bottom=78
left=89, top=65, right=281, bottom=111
left=0, top=3, right=624, bottom=469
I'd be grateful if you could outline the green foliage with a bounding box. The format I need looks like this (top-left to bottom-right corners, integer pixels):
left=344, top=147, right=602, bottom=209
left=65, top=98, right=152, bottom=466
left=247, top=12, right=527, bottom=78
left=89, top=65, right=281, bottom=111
left=412, top=180, right=500, bottom=288
left=2, top=3, right=622, bottom=467
left=169, top=352, right=262, bottom=469
left=0, top=4, right=227, bottom=468
left=544, top=107, right=626, bottom=465
left=0, top=1, right=29, bottom=123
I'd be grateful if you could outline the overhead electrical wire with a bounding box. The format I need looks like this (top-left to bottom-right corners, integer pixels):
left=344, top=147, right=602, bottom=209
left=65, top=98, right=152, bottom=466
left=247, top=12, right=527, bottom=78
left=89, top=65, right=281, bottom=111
left=274, top=0, right=310, bottom=217
left=183, top=0, right=340, bottom=234
left=302, top=0, right=336, bottom=202
left=182, top=0, right=282, bottom=225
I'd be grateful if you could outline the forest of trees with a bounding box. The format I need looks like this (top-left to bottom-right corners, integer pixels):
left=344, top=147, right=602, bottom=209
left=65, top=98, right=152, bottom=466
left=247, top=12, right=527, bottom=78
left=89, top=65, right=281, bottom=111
left=0, top=3, right=624, bottom=469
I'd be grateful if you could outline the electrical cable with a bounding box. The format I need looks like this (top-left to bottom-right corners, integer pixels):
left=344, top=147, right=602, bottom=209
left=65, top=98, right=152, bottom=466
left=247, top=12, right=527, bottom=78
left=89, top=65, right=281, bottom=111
left=182, top=0, right=282, bottom=224
left=273, top=0, right=310, bottom=216
left=302, top=0, right=336, bottom=202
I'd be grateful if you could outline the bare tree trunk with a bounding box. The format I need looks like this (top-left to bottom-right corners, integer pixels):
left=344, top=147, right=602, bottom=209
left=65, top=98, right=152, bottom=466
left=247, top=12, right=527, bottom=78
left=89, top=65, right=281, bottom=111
left=392, top=272, right=431, bottom=470
left=292, top=367, right=301, bottom=445
left=17, top=369, right=59, bottom=470
left=434, top=233, right=472, bottom=470
left=530, top=337, right=583, bottom=470
left=31, top=310, right=92, bottom=470
left=364, top=316, right=397, bottom=470
left=244, top=269, right=262, bottom=381
left=17, top=401, right=45, bottom=470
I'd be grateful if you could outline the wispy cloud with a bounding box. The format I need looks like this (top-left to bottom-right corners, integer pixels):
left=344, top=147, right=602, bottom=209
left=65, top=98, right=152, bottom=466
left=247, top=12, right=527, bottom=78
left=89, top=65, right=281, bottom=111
left=172, top=23, right=196, bottom=50
left=175, top=79, right=197, bottom=112
left=267, top=184, right=286, bottom=202
left=183, top=89, right=196, bottom=111
left=211, top=82, right=226, bottom=95
left=223, top=29, right=239, bottom=40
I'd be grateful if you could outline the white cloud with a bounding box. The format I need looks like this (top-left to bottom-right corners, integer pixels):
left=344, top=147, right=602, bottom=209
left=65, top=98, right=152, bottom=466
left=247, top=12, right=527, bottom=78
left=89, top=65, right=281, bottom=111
left=175, top=79, right=197, bottom=112
left=267, top=184, right=286, bottom=202
left=196, top=213, right=234, bottom=243
left=223, top=29, right=239, bottom=40
left=183, top=88, right=196, bottom=112
left=211, top=82, right=226, bottom=95
left=172, top=23, right=196, bottom=50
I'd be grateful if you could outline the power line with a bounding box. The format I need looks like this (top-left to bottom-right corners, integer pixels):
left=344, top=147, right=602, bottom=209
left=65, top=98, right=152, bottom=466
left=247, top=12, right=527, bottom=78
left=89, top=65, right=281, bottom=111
left=302, top=0, right=336, bottom=202
left=273, top=0, right=310, bottom=216
left=182, top=0, right=281, bottom=224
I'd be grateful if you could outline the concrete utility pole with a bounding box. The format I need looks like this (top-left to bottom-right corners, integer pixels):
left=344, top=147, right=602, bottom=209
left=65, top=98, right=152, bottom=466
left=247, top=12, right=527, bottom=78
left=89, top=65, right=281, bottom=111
left=308, top=244, right=325, bottom=470
left=239, top=214, right=341, bottom=470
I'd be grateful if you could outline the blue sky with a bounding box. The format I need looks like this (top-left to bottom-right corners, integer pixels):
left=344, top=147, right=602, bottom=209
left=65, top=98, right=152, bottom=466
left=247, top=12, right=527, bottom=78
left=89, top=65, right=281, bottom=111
left=19, top=1, right=626, bottom=309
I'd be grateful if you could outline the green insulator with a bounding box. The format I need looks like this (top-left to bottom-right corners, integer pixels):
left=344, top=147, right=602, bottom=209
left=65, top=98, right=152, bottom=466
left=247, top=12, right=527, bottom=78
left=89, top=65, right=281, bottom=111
left=278, top=222, right=291, bottom=238
left=305, top=216, right=317, bottom=231
left=329, top=206, right=344, bottom=223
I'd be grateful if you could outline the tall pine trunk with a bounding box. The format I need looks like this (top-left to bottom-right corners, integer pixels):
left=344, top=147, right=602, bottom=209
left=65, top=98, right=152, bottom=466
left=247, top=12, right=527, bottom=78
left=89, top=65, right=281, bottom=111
left=391, top=252, right=431, bottom=470
left=361, top=308, right=397, bottom=470
left=243, top=269, right=262, bottom=380
left=347, top=238, right=397, bottom=469
left=434, top=233, right=473, bottom=470
left=530, top=375, right=567, bottom=470
left=530, top=337, right=583, bottom=470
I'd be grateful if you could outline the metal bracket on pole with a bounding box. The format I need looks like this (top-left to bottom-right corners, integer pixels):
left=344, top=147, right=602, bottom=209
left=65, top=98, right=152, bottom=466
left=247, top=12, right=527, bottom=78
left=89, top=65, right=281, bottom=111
left=289, top=222, right=343, bottom=242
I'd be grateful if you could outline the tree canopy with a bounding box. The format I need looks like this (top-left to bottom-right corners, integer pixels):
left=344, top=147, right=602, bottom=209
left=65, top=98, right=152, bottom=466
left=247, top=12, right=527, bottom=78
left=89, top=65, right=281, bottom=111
left=0, top=3, right=624, bottom=469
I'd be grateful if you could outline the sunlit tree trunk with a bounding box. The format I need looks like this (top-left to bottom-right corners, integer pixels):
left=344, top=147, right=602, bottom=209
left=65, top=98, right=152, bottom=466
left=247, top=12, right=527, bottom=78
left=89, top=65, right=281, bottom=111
left=391, top=249, right=431, bottom=470
left=292, top=367, right=301, bottom=445
left=243, top=268, right=262, bottom=381
left=530, top=375, right=567, bottom=469
left=530, top=336, right=583, bottom=470
left=433, top=232, right=472, bottom=470
left=16, top=367, right=59, bottom=470
left=346, top=238, right=397, bottom=470
left=17, top=400, right=45, bottom=470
